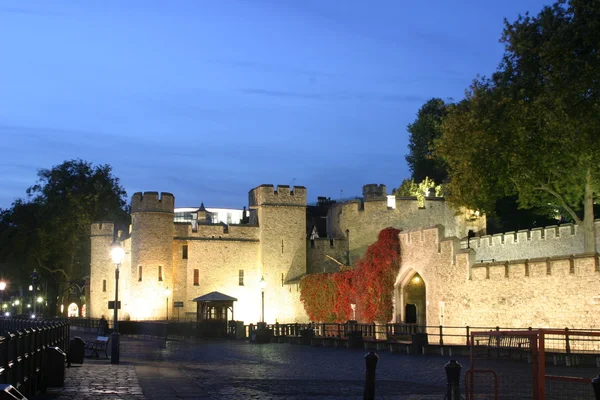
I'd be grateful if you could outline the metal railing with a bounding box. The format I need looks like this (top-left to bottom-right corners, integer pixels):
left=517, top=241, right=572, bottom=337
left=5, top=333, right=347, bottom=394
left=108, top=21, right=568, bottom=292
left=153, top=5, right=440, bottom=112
left=0, top=317, right=70, bottom=397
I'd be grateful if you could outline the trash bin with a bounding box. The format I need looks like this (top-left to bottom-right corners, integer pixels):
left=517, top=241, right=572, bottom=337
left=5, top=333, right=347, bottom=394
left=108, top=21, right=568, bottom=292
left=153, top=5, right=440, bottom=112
left=0, top=384, right=27, bottom=400
left=411, top=332, right=428, bottom=354
left=68, top=337, right=85, bottom=366
left=348, top=330, right=363, bottom=348
left=46, top=346, right=67, bottom=387
left=233, top=321, right=245, bottom=339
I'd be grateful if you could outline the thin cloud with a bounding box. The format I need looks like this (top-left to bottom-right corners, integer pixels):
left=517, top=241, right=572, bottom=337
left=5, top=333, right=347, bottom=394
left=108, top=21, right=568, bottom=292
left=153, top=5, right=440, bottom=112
left=239, top=88, right=426, bottom=103
left=0, top=7, right=63, bottom=16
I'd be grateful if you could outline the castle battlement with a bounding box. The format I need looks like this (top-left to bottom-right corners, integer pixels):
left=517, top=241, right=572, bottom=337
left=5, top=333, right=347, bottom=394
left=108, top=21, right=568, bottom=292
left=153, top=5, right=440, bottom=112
left=91, top=222, right=114, bottom=237
left=363, top=183, right=387, bottom=201
left=131, top=192, right=175, bottom=213
left=461, top=221, right=600, bottom=262
left=174, top=222, right=260, bottom=241
left=309, top=237, right=347, bottom=249
left=470, top=254, right=600, bottom=281
left=248, top=184, right=307, bottom=207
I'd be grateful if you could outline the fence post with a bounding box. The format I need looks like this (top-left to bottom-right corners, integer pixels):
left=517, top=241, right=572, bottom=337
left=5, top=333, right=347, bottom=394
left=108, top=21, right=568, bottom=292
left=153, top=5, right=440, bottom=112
left=445, top=360, right=462, bottom=400
left=363, top=352, right=379, bottom=400
left=439, top=325, right=444, bottom=346
left=592, top=374, right=600, bottom=400
left=466, top=326, right=470, bottom=346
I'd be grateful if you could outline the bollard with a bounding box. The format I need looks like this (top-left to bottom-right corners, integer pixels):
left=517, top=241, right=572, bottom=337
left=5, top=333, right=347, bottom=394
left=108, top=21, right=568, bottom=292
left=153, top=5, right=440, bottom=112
left=445, top=360, right=462, bottom=400
left=592, top=374, right=600, bottom=400
left=363, top=352, right=379, bottom=400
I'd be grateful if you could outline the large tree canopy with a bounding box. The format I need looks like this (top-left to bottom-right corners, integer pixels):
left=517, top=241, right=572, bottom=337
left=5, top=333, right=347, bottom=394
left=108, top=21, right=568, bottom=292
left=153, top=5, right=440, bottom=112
left=437, top=0, right=599, bottom=252
left=405, top=98, right=449, bottom=183
left=0, top=159, right=128, bottom=315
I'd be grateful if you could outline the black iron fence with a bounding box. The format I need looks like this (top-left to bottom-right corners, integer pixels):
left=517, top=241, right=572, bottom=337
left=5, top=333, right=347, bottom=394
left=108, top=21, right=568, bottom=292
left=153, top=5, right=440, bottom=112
left=0, top=317, right=70, bottom=397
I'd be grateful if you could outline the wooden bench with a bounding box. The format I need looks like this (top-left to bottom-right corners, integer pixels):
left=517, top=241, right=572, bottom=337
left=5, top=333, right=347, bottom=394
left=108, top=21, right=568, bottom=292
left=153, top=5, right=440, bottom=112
left=85, top=336, right=110, bottom=359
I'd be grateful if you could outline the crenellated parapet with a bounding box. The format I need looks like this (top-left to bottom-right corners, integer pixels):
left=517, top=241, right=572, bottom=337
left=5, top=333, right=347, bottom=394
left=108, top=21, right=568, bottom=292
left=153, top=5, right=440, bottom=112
left=362, top=184, right=387, bottom=201
left=91, top=222, right=114, bottom=237
left=174, top=222, right=260, bottom=241
left=462, top=221, right=600, bottom=262
left=131, top=192, right=175, bottom=214
left=248, top=184, right=306, bottom=207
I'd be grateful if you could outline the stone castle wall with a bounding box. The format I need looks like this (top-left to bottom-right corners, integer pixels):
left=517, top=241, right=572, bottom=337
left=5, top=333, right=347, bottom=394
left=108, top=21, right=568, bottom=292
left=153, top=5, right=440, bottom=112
left=330, top=197, right=485, bottom=265
left=308, top=238, right=348, bottom=274
left=461, top=221, right=600, bottom=262
left=251, top=185, right=308, bottom=322
left=396, top=225, right=600, bottom=343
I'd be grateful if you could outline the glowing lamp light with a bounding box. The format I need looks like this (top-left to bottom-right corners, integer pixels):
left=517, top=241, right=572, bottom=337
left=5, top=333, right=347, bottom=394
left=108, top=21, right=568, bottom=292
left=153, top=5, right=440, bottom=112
left=31, top=314, right=36, bottom=319
left=4, top=312, right=9, bottom=317
left=27, top=304, right=31, bottom=308
left=259, top=276, right=267, bottom=290
left=14, top=300, right=20, bottom=306
left=0, top=281, right=6, bottom=291
left=413, top=276, right=421, bottom=283
left=37, top=297, right=43, bottom=303
left=111, top=242, right=125, bottom=265
left=164, top=288, right=171, bottom=297
left=29, top=285, right=33, bottom=291
left=1, top=304, right=6, bottom=309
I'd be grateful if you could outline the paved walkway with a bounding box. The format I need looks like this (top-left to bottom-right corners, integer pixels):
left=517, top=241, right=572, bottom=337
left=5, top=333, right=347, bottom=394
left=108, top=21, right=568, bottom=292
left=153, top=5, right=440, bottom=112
left=35, top=330, right=456, bottom=399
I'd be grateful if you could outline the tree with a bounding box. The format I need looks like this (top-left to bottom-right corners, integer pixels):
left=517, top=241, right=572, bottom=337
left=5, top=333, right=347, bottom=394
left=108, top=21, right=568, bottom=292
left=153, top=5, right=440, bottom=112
left=0, top=159, right=128, bottom=315
left=405, top=98, right=450, bottom=183
left=437, top=0, right=600, bottom=252
left=394, top=177, right=444, bottom=207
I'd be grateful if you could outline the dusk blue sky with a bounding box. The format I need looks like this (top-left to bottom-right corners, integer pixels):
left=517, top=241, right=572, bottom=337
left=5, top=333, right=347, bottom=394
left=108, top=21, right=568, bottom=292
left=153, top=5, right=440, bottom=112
left=1, top=0, right=552, bottom=209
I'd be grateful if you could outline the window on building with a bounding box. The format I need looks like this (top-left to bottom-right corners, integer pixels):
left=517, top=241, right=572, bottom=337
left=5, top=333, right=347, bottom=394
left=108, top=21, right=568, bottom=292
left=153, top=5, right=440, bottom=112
left=182, top=245, right=188, bottom=259
left=239, top=269, right=244, bottom=286
left=102, top=280, right=107, bottom=292
left=193, top=269, right=199, bottom=286
left=158, top=265, right=163, bottom=281
left=138, top=266, right=143, bottom=281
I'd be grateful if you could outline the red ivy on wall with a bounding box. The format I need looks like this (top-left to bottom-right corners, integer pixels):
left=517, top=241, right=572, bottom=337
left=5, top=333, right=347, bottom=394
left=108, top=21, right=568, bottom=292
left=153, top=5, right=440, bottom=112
left=299, top=227, right=401, bottom=323
left=353, top=227, right=401, bottom=322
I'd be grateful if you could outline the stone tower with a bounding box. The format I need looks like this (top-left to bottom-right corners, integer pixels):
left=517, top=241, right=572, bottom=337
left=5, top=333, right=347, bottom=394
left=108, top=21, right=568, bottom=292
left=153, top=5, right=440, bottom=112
left=129, top=192, right=175, bottom=320
left=249, top=185, right=307, bottom=323
left=89, top=222, right=115, bottom=318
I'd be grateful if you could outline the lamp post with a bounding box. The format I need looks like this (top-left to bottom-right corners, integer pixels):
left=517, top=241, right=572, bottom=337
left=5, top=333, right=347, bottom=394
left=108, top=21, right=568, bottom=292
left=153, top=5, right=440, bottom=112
left=0, top=281, right=5, bottom=311
left=259, top=276, right=266, bottom=324
left=164, top=287, right=171, bottom=321
left=110, top=241, right=125, bottom=365
left=31, top=269, right=39, bottom=317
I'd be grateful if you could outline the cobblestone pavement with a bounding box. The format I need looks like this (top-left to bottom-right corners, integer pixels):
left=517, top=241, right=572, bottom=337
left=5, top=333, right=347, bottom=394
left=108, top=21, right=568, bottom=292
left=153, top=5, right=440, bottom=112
left=35, top=331, right=600, bottom=399
left=36, top=331, right=458, bottom=399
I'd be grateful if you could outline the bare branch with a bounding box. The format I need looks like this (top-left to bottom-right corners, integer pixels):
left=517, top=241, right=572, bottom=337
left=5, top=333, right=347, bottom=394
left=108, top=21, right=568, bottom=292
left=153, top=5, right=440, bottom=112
left=36, top=259, right=70, bottom=281
left=325, top=255, right=345, bottom=267
left=533, top=185, right=582, bottom=224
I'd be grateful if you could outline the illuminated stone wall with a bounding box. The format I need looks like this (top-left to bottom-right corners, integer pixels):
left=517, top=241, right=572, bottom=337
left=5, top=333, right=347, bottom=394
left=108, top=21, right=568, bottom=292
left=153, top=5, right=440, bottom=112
left=329, top=191, right=486, bottom=265
left=460, top=221, right=600, bottom=262
left=396, top=225, right=600, bottom=343
left=250, top=185, right=309, bottom=323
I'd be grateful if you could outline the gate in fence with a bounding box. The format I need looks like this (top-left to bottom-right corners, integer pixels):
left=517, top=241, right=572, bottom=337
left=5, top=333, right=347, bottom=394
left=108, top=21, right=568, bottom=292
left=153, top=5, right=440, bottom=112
left=467, top=329, right=600, bottom=399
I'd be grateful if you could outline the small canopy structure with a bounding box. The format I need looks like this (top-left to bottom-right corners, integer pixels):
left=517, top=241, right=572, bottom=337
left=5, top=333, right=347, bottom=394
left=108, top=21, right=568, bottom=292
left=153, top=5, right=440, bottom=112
left=192, top=291, right=238, bottom=338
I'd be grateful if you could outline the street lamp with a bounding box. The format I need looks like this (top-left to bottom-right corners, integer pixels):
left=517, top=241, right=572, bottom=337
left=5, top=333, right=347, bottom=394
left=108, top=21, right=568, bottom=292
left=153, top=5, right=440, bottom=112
left=164, top=287, right=171, bottom=321
left=110, top=240, right=125, bottom=365
left=31, top=269, right=39, bottom=316
left=0, top=281, right=6, bottom=310
left=259, top=276, right=267, bottom=324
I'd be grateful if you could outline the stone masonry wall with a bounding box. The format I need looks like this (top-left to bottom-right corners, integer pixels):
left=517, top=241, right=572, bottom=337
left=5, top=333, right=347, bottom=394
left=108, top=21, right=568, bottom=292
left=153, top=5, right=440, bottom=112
left=396, top=226, right=600, bottom=344
left=461, top=220, right=600, bottom=262
left=128, top=192, right=174, bottom=320
left=307, top=238, right=348, bottom=274
left=331, top=197, right=485, bottom=266
left=89, top=222, right=114, bottom=319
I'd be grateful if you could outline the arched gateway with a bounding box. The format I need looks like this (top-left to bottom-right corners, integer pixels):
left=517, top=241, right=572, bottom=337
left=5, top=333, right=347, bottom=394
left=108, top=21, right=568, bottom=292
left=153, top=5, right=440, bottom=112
left=394, top=269, right=427, bottom=326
